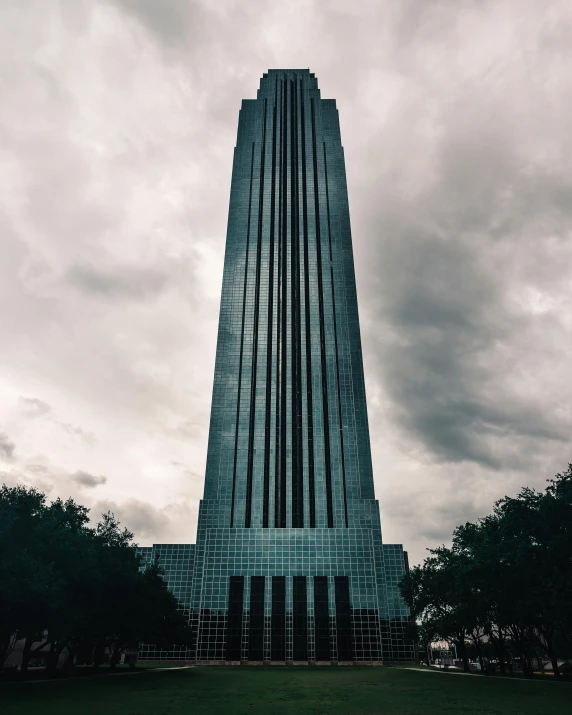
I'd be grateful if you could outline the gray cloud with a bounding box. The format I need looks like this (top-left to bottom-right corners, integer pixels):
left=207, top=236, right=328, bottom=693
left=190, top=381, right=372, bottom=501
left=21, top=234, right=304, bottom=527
left=67, top=263, right=170, bottom=300
left=56, top=421, right=97, bottom=446
left=90, top=497, right=196, bottom=544
left=383, top=483, right=489, bottom=549
left=365, top=224, right=568, bottom=468
left=20, top=397, right=52, bottom=418
left=105, top=0, right=210, bottom=46
left=0, top=433, right=16, bottom=461
left=173, top=420, right=207, bottom=439
left=93, top=498, right=168, bottom=537
left=1, top=0, right=572, bottom=564
left=72, top=470, right=107, bottom=488
left=17, top=397, right=96, bottom=445
left=26, top=463, right=49, bottom=473
left=352, top=2, right=572, bottom=482
left=0, top=466, right=55, bottom=495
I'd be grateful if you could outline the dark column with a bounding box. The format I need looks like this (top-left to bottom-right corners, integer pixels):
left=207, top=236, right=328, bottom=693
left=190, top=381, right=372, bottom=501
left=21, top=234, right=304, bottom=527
left=300, top=81, right=316, bottom=528
left=310, top=99, right=334, bottom=528
left=313, top=576, right=330, bottom=661
left=263, top=85, right=278, bottom=529
left=248, top=576, right=265, bottom=660
left=230, top=145, right=255, bottom=528
left=334, top=576, right=352, bottom=661
left=293, top=576, right=308, bottom=660
left=245, top=99, right=268, bottom=529
left=226, top=576, right=244, bottom=661
left=271, top=576, right=286, bottom=660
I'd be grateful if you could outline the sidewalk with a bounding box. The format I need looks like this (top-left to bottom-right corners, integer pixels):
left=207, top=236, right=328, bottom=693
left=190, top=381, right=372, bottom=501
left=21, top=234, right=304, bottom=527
left=405, top=667, right=557, bottom=682
left=3, top=665, right=195, bottom=685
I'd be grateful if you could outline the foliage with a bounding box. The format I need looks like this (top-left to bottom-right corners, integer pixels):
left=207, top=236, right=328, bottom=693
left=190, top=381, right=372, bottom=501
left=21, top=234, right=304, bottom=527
left=0, top=485, right=192, bottom=675
left=399, top=464, right=572, bottom=677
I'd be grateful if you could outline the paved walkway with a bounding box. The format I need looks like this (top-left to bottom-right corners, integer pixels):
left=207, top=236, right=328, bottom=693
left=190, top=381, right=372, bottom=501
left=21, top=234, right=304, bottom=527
left=7, top=665, right=195, bottom=684
left=405, top=667, right=556, bottom=681
left=406, top=667, right=477, bottom=677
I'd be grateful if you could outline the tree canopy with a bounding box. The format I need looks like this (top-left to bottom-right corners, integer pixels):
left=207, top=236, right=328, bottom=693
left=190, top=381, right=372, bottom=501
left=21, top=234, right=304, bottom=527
left=400, top=465, right=572, bottom=678
left=0, top=485, right=192, bottom=675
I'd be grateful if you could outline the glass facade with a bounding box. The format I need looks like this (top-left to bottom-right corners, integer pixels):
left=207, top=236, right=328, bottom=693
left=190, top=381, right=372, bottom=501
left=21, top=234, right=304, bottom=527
left=138, top=70, right=414, bottom=663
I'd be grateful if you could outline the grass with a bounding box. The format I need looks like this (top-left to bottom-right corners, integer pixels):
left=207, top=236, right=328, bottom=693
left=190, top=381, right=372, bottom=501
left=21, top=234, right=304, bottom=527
left=2, top=665, right=570, bottom=715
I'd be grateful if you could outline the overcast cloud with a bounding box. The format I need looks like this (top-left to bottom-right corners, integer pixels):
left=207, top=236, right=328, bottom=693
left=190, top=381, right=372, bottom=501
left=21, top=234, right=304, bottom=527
left=1, top=0, right=571, bottom=564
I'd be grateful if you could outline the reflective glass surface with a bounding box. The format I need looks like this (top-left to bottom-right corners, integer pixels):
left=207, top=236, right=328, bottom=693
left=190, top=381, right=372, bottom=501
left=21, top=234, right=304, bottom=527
left=139, top=70, right=413, bottom=663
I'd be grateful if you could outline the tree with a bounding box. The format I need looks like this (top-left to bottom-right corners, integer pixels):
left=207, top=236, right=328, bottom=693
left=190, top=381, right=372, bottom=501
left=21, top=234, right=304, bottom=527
left=0, top=486, right=62, bottom=669
left=0, top=485, right=192, bottom=676
left=400, top=551, right=472, bottom=672
left=399, top=465, right=572, bottom=678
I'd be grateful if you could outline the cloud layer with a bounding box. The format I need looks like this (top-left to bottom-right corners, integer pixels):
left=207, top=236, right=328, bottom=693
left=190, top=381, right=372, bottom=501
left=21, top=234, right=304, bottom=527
left=1, top=0, right=571, bottom=562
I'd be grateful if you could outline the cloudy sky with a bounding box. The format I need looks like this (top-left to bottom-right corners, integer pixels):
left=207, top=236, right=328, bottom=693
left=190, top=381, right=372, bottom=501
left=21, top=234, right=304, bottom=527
left=1, top=0, right=571, bottom=564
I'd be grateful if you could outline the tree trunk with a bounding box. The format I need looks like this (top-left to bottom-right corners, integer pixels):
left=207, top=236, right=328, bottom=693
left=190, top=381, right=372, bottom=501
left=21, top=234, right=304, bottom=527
left=477, top=648, right=486, bottom=675
left=498, top=630, right=511, bottom=674
left=60, top=642, right=76, bottom=676
left=547, top=646, right=561, bottom=679
left=46, top=641, right=59, bottom=676
left=474, top=636, right=487, bottom=676
left=0, top=631, right=17, bottom=669
left=19, top=635, right=34, bottom=675
left=93, top=641, right=105, bottom=669
left=109, top=643, right=124, bottom=671
left=109, top=644, right=117, bottom=671
left=456, top=638, right=470, bottom=672
left=46, top=640, right=67, bottom=676
left=488, top=628, right=507, bottom=675
left=539, top=628, right=561, bottom=679
left=520, top=649, right=534, bottom=678
left=495, top=631, right=507, bottom=675
left=509, top=625, right=533, bottom=678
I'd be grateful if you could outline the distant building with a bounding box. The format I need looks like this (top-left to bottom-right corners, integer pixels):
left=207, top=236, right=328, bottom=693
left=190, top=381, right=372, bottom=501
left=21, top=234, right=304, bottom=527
left=139, top=70, right=413, bottom=663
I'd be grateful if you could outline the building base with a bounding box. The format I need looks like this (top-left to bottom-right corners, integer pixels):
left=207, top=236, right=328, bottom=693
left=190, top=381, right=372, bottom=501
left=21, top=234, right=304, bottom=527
left=137, top=539, right=416, bottom=664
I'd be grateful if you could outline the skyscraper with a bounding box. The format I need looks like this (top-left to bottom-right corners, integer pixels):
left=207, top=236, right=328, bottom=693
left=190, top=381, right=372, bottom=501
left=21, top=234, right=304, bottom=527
left=138, top=70, right=413, bottom=664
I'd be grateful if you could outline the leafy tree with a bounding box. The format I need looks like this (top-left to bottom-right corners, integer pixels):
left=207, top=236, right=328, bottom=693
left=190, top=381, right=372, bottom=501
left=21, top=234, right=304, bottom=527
left=400, top=465, right=572, bottom=678
left=0, top=485, right=192, bottom=676
left=400, top=550, right=472, bottom=672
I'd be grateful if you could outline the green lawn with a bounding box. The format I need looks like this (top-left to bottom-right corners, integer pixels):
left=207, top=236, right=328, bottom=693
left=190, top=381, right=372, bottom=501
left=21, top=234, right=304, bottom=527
left=2, top=666, right=569, bottom=715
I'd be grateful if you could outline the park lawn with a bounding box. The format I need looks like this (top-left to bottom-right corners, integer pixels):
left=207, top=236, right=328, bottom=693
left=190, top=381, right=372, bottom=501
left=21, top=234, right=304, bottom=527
left=1, top=665, right=570, bottom=715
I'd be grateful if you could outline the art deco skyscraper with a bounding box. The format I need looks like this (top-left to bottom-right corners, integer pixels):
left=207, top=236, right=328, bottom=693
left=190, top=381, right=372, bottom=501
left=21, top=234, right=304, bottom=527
left=139, top=70, right=413, bottom=663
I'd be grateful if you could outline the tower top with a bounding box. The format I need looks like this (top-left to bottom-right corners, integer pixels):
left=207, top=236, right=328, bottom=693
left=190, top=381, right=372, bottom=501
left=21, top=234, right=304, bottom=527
left=258, top=69, right=319, bottom=94
left=263, top=68, right=315, bottom=77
